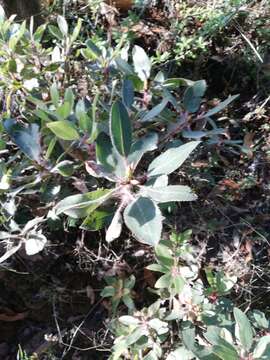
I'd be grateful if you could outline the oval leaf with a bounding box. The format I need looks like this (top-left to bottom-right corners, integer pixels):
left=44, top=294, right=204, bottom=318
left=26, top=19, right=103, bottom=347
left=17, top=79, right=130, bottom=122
left=233, top=307, right=253, bottom=352
left=127, top=132, right=158, bottom=169
left=124, top=197, right=162, bottom=246
left=183, top=80, right=206, bottom=113
left=106, top=208, right=123, bottom=242
left=132, top=45, right=151, bottom=81
left=4, top=119, right=42, bottom=162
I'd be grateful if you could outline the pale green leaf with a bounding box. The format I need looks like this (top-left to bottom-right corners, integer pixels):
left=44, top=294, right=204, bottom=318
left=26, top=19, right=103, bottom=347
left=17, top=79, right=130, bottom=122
left=124, top=197, right=162, bottom=246
left=234, top=307, right=253, bottom=352
left=140, top=185, right=197, bottom=203
left=253, top=335, right=270, bottom=358
left=147, top=141, right=200, bottom=176
left=47, top=120, right=79, bottom=140
left=127, top=132, right=158, bottom=169
left=57, top=15, right=68, bottom=36
left=55, top=189, right=113, bottom=218
left=132, top=45, right=151, bottom=81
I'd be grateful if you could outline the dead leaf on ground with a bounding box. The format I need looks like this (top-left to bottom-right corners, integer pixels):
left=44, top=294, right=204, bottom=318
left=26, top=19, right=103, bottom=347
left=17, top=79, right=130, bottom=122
left=143, top=268, right=156, bottom=288
left=0, top=309, right=28, bottom=322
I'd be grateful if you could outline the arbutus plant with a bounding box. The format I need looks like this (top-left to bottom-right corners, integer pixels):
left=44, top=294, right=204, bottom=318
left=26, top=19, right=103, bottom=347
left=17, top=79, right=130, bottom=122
left=55, top=100, right=200, bottom=246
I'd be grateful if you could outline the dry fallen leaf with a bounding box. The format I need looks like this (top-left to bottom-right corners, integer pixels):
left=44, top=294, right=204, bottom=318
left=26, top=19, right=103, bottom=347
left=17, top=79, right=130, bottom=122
left=143, top=268, right=156, bottom=288
left=0, top=309, right=28, bottom=322
left=106, top=0, right=133, bottom=11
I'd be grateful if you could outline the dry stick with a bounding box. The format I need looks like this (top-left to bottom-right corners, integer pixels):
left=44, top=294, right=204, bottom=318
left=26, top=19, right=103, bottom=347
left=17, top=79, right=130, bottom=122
left=233, top=21, right=263, bottom=64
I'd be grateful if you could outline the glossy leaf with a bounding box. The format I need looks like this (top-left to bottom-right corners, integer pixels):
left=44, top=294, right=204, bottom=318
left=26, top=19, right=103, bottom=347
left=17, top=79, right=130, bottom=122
left=110, top=101, right=132, bottom=157
left=4, top=119, right=41, bottom=162
left=122, top=78, right=134, bottom=109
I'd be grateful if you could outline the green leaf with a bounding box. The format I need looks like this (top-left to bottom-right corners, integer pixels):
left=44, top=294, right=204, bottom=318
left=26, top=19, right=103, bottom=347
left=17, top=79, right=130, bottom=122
left=173, top=275, right=185, bottom=293
left=202, top=94, right=239, bottom=118
left=233, top=307, right=253, bottom=352
left=119, top=315, right=140, bottom=326
left=55, top=189, right=113, bottom=218
left=127, top=132, right=158, bottom=169
left=147, top=141, right=200, bottom=176
left=148, top=318, right=168, bottom=334
left=64, top=88, right=74, bottom=110
left=140, top=185, right=197, bottom=203
left=146, top=175, right=168, bottom=188
left=70, top=18, right=82, bottom=43
left=101, top=286, right=115, bottom=297
left=132, top=45, right=151, bottom=81
left=96, top=132, right=128, bottom=179
left=96, top=132, right=115, bottom=172
left=166, top=347, right=194, bottom=360
left=124, top=197, right=162, bottom=246
left=85, top=39, right=102, bottom=59
left=122, top=78, right=134, bottom=109
left=155, top=273, right=172, bottom=289
left=183, top=80, right=207, bottom=113
left=140, top=98, right=169, bottom=122
left=50, top=83, right=59, bottom=107
left=56, top=101, right=72, bottom=119
left=106, top=208, right=123, bottom=242
left=57, top=15, right=68, bottom=36
left=4, top=119, right=41, bottom=162
left=251, top=310, right=269, bottom=329
left=212, top=344, right=239, bottom=360
left=51, top=160, right=74, bottom=177
left=147, top=264, right=168, bottom=273
left=110, top=101, right=132, bottom=157
left=163, top=78, right=195, bottom=88
left=47, top=120, right=79, bottom=140
left=205, top=327, right=238, bottom=360
left=155, top=244, right=174, bottom=267
left=80, top=209, right=113, bottom=231
left=253, top=335, right=270, bottom=358
left=115, top=57, right=134, bottom=75
left=48, top=25, right=63, bottom=40
left=76, top=99, right=92, bottom=135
